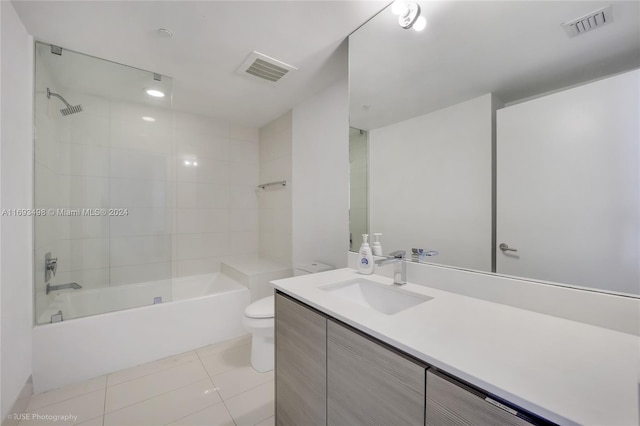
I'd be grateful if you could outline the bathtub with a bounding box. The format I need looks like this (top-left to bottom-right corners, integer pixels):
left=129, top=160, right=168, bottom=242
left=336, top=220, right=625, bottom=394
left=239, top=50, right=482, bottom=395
left=32, top=273, right=250, bottom=393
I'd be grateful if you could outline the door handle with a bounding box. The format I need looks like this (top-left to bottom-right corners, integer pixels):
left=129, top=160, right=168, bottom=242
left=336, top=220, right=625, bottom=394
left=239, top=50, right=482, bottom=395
left=499, top=243, right=517, bottom=253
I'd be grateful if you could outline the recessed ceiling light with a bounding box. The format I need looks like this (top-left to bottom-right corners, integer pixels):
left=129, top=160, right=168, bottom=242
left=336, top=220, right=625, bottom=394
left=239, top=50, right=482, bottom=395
left=157, top=28, right=173, bottom=38
left=142, top=116, right=156, bottom=122
left=146, top=89, right=165, bottom=98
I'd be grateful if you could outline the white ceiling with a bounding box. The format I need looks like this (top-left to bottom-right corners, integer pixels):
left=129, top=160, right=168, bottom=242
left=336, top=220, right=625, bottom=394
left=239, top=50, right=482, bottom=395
left=13, top=0, right=387, bottom=128
left=350, top=1, right=640, bottom=130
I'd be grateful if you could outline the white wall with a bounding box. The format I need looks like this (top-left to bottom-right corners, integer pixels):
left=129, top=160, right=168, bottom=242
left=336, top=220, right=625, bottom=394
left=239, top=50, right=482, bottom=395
left=0, top=0, right=34, bottom=418
left=258, top=112, right=292, bottom=266
left=292, top=77, right=350, bottom=270
left=349, top=128, right=368, bottom=251
left=369, top=94, right=496, bottom=272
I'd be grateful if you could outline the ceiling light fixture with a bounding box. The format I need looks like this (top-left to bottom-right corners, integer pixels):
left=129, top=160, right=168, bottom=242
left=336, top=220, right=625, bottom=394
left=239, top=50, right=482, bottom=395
left=142, top=116, right=156, bottom=122
left=146, top=89, right=165, bottom=98
left=156, top=28, right=173, bottom=38
left=391, top=0, right=426, bottom=31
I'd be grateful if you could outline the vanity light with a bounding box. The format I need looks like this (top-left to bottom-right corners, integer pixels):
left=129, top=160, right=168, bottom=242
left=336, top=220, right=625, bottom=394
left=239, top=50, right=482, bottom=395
left=391, top=0, right=425, bottom=31
left=413, top=15, right=427, bottom=31
left=146, top=89, right=165, bottom=98
left=142, top=116, right=156, bottom=122
left=184, top=160, right=191, bottom=166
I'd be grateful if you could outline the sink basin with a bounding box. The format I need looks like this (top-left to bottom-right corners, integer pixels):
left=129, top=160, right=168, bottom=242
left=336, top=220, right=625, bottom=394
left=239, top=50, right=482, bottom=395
left=320, top=278, right=432, bottom=315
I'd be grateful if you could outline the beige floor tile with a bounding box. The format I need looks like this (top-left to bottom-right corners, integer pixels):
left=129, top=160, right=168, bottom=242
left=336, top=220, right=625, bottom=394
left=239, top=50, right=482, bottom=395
left=200, top=342, right=251, bottom=377
left=4, top=396, right=31, bottom=426
left=212, top=366, right=273, bottom=400
left=75, top=416, right=103, bottom=426
left=254, top=415, right=274, bottom=426
left=19, top=389, right=105, bottom=426
left=224, top=381, right=274, bottom=426
left=196, top=335, right=250, bottom=359
left=26, top=376, right=106, bottom=411
left=105, top=360, right=208, bottom=413
left=103, top=379, right=220, bottom=426
left=108, top=351, right=200, bottom=387
left=167, top=402, right=234, bottom=426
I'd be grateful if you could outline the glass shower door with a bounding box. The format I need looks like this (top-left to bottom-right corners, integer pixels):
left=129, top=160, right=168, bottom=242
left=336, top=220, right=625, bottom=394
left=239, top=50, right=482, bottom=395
left=34, top=42, right=174, bottom=324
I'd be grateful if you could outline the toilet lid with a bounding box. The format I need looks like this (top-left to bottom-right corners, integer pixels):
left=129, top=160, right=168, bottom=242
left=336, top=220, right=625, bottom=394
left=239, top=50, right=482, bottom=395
left=245, top=295, right=275, bottom=319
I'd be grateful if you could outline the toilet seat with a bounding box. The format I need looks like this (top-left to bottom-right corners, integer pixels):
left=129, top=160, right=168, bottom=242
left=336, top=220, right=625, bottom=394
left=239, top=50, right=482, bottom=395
left=244, top=295, right=274, bottom=319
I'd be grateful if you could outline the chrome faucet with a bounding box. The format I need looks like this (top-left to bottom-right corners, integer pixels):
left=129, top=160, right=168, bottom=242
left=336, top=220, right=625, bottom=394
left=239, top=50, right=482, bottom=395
left=45, top=252, right=58, bottom=283
left=375, top=250, right=407, bottom=285
left=46, top=282, right=82, bottom=295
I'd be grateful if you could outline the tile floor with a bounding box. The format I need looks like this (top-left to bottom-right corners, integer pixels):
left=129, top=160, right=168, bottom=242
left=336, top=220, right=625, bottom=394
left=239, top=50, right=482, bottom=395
left=10, top=335, right=274, bottom=426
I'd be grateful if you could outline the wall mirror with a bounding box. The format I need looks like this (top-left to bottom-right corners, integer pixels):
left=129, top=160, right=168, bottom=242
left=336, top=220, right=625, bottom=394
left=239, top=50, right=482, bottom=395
left=348, top=1, right=640, bottom=296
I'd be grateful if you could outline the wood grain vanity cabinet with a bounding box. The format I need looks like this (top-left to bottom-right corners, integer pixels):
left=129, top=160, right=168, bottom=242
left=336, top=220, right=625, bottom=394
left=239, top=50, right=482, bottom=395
left=275, top=291, right=550, bottom=426
left=327, top=319, right=427, bottom=426
left=275, top=293, right=327, bottom=426
left=426, top=370, right=539, bottom=426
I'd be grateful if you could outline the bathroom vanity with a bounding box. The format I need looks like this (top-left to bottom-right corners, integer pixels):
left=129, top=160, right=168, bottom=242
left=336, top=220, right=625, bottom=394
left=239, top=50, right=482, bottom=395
left=272, top=268, right=639, bottom=426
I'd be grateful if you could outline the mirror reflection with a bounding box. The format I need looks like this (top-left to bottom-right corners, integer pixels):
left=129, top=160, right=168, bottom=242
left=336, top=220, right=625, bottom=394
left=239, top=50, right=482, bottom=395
left=349, top=1, right=640, bottom=296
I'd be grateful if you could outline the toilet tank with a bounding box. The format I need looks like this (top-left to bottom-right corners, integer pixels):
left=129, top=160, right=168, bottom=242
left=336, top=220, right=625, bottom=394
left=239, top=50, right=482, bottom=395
left=294, top=262, right=334, bottom=276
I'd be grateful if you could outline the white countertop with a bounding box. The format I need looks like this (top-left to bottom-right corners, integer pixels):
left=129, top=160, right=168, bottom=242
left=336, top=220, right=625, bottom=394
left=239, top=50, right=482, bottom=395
left=272, top=268, right=640, bottom=426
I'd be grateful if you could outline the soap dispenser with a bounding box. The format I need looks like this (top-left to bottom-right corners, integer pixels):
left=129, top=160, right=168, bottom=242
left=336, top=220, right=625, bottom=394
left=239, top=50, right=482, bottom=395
left=372, top=233, right=383, bottom=256
left=358, top=234, right=374, bottom=275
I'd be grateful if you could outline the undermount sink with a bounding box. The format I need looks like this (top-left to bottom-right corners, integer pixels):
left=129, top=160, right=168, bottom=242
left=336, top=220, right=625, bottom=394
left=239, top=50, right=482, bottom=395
left=320, top=278, right=432, bottom=315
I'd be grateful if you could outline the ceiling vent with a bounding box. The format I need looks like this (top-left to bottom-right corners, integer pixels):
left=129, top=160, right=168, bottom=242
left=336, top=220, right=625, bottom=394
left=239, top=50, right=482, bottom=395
left=238, top=51, right=297, bottom=83
left=562, top=5, right=613, bottom=37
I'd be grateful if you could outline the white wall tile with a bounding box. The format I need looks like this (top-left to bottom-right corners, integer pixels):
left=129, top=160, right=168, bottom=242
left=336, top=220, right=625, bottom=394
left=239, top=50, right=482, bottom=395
left=69, top=113, right=110, bottom=146
left=110, top=235, right=172, bottom=267
left=259, top=155, right=291, bottom=183
left=229, top=209, right=258, bottom=232
left=229, top=140, right=258, bottom=164
left=229, top=187, right=259, bottom=210
left=110, top=262, right=172, bottom=286
left=176, top=133, right=230, bottom=161
left=176, top=182, right=229, bottom=209
left=230, top=125, right=259, bottom=143
left=176, top=258, right=222, bottom=277
left=177, top=233, right=230, bottom=260
left=111, top=119, right=171, bottom=154
left=58, top=143, right=110, bottom=177
left=67, top=176, right=109, bottom=208
left=230, top=232, right=259, bottom=256
left=110, top=148, right=170, bottom=180
left=177, top=158, right=230, bottom=184
left=69, top=238, right=110, bottom=270
left=230, top=161, right=259, bottom=186
left=110, top=178, right=171, bottom=208
left=110, top=208, right=172, bottom=237
left=177, top=209, right=229, bottom=234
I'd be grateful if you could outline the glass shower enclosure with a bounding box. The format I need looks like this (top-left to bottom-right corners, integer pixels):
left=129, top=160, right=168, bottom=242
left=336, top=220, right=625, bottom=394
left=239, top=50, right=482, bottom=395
left=33, top=42, right=174, bottom=324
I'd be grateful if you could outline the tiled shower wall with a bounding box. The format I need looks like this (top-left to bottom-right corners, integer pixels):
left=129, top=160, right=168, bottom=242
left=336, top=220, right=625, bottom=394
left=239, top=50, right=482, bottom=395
left=34, top=82, right=259, bottom=322
left=258, top=111, right=292, bottom=267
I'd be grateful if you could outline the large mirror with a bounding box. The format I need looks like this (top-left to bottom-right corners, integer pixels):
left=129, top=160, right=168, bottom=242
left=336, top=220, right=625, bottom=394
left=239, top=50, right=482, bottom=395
left=349, top=1, right=640, bottom=296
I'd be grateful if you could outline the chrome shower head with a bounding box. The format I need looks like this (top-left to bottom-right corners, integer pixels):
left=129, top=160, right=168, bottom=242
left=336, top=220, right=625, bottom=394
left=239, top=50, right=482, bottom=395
left=46, top=88, right=83, bottom=116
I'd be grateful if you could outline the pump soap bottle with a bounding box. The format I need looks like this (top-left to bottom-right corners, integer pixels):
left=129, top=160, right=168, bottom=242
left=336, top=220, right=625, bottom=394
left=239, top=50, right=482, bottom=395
left=372, top=233, right=383, bottom=256
left=358, top=234, right=374, bottom=275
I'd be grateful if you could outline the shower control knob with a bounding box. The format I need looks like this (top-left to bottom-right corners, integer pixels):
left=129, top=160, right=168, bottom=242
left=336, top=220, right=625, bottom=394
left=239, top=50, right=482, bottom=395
left=499, top=243, right=517, bottom=253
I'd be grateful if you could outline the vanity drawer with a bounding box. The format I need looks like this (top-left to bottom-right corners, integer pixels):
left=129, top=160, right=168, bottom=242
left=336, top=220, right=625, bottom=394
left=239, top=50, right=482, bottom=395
left=426, top=370, right=539, bottom=426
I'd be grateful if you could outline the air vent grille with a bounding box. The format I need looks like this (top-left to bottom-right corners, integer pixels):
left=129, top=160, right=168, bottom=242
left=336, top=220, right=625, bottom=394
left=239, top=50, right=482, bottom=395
left=238, top=52, right=297, bottom=83
left=562, top=5, right=613, bottom=37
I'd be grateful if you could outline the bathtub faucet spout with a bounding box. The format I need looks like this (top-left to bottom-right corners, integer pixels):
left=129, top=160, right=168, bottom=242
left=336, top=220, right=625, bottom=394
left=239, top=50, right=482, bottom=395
left=46, top=282, right=82, bottom=295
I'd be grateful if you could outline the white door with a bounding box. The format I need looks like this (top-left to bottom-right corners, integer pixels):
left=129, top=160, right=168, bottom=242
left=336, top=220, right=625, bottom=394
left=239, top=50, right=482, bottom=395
left=496, top=70, right=639, bottom=295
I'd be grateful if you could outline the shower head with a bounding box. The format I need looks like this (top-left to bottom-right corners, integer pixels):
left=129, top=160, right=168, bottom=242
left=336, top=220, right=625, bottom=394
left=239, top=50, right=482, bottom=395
left=46, top=88, right=83, bottom=116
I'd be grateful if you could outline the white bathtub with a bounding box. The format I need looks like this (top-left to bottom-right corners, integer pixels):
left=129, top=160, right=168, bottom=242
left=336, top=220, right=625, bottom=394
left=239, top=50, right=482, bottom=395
left=32, top=273, right=250, bottom=393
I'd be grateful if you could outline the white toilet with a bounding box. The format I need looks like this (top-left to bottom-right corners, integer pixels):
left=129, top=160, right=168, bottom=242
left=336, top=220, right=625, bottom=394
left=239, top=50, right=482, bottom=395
left=243, top=261, right=333, bottom=372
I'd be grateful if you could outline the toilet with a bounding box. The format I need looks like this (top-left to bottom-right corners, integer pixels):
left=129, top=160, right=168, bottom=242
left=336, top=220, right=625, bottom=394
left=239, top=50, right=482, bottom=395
left=243, top=261, right=333, bottom=372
